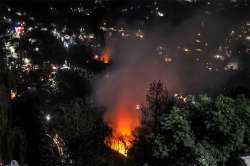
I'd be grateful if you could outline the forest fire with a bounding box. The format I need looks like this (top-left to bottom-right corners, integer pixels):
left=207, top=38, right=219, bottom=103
left=105, top=134, right=132, bottom=156
left=104, top=104, right=140, bottom=156
left=100, top=49, right=111, bottom=64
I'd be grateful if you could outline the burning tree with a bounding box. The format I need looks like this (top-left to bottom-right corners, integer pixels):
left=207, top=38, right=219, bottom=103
left=105, top=134, right=132, bottom=157
left=104, top=104, right=140, bottom=157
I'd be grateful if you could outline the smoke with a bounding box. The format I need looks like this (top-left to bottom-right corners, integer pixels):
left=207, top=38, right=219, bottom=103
left=94, top=10, right=236, bottom=137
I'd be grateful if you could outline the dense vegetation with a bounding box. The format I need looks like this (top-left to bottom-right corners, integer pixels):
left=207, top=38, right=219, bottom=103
left=2, top=65, right=250, bottom=166
left=131, top=81, right=250, bottom=166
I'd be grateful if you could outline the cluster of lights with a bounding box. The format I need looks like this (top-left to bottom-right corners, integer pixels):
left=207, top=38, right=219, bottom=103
left=70, top=7, right=92, bottom=16
left=51, top=26, right=99, bottom=49
left=154, top=2, right=164, bottom=17
left=100, top=24, right=145, bottom=40
left=174, top=93, right=188, bottom=103
left=46, top=132, right=65, bottom=157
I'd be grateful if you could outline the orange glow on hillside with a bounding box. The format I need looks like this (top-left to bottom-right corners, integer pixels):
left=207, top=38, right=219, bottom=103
left=105, top=104, right=140, bottom=156
left=100, top=49, right=111, bottom=64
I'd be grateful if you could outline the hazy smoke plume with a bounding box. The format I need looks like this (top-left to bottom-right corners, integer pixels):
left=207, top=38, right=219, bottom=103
left=94, top=10, right=236, bottom=137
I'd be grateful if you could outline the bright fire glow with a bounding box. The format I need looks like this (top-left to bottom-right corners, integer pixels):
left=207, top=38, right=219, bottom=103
left=104, top=104, right=140, bottom=156
left=100, top=49, right=111, bottom=64
left=105, top=134, right=132, bottom=157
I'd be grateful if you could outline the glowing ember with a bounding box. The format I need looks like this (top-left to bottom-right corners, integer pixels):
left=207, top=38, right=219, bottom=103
left=100, top=49, right=111, bottom=64
left=104, top=104, right=140, bottom=156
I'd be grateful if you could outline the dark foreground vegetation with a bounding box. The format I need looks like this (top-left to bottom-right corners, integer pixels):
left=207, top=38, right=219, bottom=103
left=1, top=64, right=250, bottom=166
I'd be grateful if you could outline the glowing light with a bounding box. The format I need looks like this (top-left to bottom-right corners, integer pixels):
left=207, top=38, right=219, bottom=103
left=136, top=104, right=140, bottom=110
left=15, top=26, right=24, bottom=38
left=51, top=64, right=58, bottom=71
left=46, top=114, right=51, bottom=121
left=61, top=60, right=70, bottom=70
left=53, top=134, right=64, bottom=156
left=214, top=54, right=225, bottom=61
left=136, top=30, right=144, bottom=39
left=195, top=39, right=201, bottom=43
left=94, top=55, right=99, bottom=60
left=180, top=96, right=187, bottom=103
left=174, top=93, right=188, bottom=103
left=104, top=104, right=140, bottom=156
left=224, top=62, right=239, bottom=71
left=195, top=48, right=203, bottom=52
left=105, top=135, right=132, bottom=157
left=23, top=58, right=30, bottom=64
left=157, top=11, right=164, bottom=17
left=10, top=90, right=17, bottom=100
left=46, top=133, right=65, bottom=157
left=34, top=47, right=39, bottom=52
left=164, top=57, right=172, bottom=63
left=63, top=41, right=69, bottom=48
left=100, top=49, right=111, bottom=64
left=183, top=48, right=191, bottom=52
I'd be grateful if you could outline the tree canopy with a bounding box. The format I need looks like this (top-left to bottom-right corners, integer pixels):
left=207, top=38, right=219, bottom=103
left=131, top=81, right=250, bottom=166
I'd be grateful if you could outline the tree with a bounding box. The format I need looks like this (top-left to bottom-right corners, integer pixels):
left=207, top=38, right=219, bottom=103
left=131, top=81, right=170, bottom=165
left=40, top=98, right=110, bottom=166
left=153, top=107, right=195, bottom=165
left=144, top=80, right=169, bottom=135
left=0, top=70, right=26, bottom=164
left=55, top=70, right=92, bottom=101
left=132, top=82, right=250, bottom=166
left=152, top=95, right=248, bottom=166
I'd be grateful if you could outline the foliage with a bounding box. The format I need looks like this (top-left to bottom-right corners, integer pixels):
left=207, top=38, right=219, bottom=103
left=0, top=70, right=26, bottom=163
left=132, top=81, right=250, bottom=166
left=40, top=98, right=110, bottom=166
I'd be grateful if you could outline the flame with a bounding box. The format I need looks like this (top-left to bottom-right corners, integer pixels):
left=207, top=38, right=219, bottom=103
left=105, top=134, right=132, bottom=157
left=100, top=49, right=111, bottom=64
left=105, top=104, right=140, bottom=156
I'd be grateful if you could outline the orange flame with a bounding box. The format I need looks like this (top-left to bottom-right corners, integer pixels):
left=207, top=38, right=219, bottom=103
left=105, top=104, right=140, bottom=156
left=100, top=49, right=111, bottom=64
